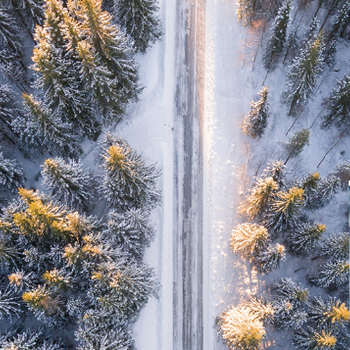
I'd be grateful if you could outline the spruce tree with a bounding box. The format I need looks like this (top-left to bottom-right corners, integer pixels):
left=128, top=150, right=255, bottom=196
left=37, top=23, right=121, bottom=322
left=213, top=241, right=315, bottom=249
left=0, top=152, right=26, bottom=194
left=262, top=160, right=286, bottom=188
left=0, top=287, right=23, bottom=321
left=242, top=87, right=270, bottom=139
left=10, top=0, right=45, bottom=32
left=41, top=158, right=96, bottom=212
left=321, top=75, right=350, bottom=133
left=220, top=305, right=266, bottom=350
left=287, top=222, right=326, bottom=254
left=112, top=0, right=161, bottom=53
left=12, top=93, right=81, bottom=158
left=282, top=33, right=325, bottom=116
left=293, top=327, right=337, bottom=350
left=330, top=0, right=350, bottom=39
left=269, top=277, right=309, bottom=304
left=239, top=176, right=278, bottom=218
left=257, top=243, right=286, bottom=273
left=100, top=134, right=161, bottom=210
left=230, top=223, right=269, bottom=259
left=319, top=232, right=349, bottom=260
left=313, top=174, right=340, bottom=208
left=263, top=0, right=292, bottom=72
left=267, top=187, right=305, bottom=233
left=283, top=129, right=310, bottom=164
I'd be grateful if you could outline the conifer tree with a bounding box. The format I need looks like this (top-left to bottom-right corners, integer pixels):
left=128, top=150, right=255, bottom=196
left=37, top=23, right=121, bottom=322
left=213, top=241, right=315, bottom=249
left=220, top=304, right=266, bottom=350
left=0, top=152, right=26, bottom=194
left=273, top=300, right=308, bottom=330
left=263, top=0, right=292, bottom=72
left=332, top=161, right=350, bottom=190
left=321, top=75, right=350, bottom=132
left=100, top=135, right=161, bottom=210
left=308, top=296, right=350, bottom=328
left=107, top=207, right=154, bottom=259
left=0, top=8, right=26, bottom=83
left=310, top=259, right=349, bottom=288
left=240, top=177, right=278, bottom=218
left=0, top=287, right=23, bottom=321
left=330, top=0, right=350, bottom=39
left=267, top=187, right=305, bottom=233
left=293, top=327, right=337, bottom=350
left=287, top=222, right=326, bottom=254
left=270, top=277, right=309, bottom=304
left=300, top=172, right=321, bottom=209
left=283, top=129, right=310, bottom=164
left=282, top=33, right=325, bottom=116
left=41, top=158, right=96, bottom=212
left=230, top=223, right=269, bottom=259
left=10, top=0, right=45, bottom=31
left=262, top=160, right=286, bottom=188
left=12, top=93, right=81, bottom=158
left=314, top=175, right=340, bottom=208
left=319, top=232, right=349, bottom=260
left=112, top=0, right=161, bottom=53
left=257, top=243, right=286, bottom=273
left=242, top=86, right=270, bottom=139
left=237, top=0, right=259, bottom=26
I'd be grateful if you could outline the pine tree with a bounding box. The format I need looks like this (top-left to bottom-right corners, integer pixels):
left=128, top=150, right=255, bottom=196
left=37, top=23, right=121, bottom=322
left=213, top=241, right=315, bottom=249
left=112, top=0, right=161, bottom=53
left=0, top=152, right=26, bottom=193
left=330, top=0, right=350, bottom=39
left=283, top=129, right=310, bottom=164
left=308, top=296, right=350, bottom=328
left=242, top=87, right=270, bottom=139
left=321, top=75, right=350, bottom=133
left=257, top=243, right=286, bottom=273
left=107, top=207, right=154, bottom=259
left=319, top=232, right=349, bottom=260
left=237, top=0, right=260, bottom=26
left=0, top=8, right=26, bottom=83
left=269, top=277, right=309, bottom=304
left=262, top=160, right=286, bottom=188
left=314, top=174, right=340, bottom=208
left=230, top=223, right=269, bottom=259
left=10, top=0, right=45, bottom=31
left=332, top=161, right=350, bottom=190
left=220, top=305, right=266, bottom=350
left=0, top=287, right=23, bottom=321
left=293, top=327, right=337, bottom=350
left=71, top=0, right=141, bottom=121
left=240, top=177, right=278, bottom=218
left=287, top=222, right=326, bottom=254
left=41, top=158, right=96, bottom=211
left=12, top=93, right=81, bottom=158
left=282, top=33, right=325, bottom=116
left=310, top=259, right=349, bottom=288
left=301, top=172, right=321, bottom=209
left=266, top=187, right=305, bottom=233
left=263, top=0, right=292, bottom=72
left=100, top=134, right=161, bottom=210
left=273, top=300, right=308, bottom=330
left=0, top=331, right=41, bottom=350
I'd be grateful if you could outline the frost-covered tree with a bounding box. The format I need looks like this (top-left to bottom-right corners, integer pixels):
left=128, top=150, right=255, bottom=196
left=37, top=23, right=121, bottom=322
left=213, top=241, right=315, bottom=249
left=313, top=174, right=340, bottom=208
left=262, top=160, right=286, bottom=188
left=257, top=243, right=286, bottom=273
left=107, top=207, right=154, bottom=259
left=230, top=223, right=269, bottom=259
left=112, top=0, right=161, bottom=53
left=310, top=259, right=349, bottom=288
left=287, top=222, right=326, bottom=254
left=0, top=8, right=26, bottom=83
left=332, top=161, right=350, bottom=190
left=0, top=152, right=26, bottom=193
left=293, top=327, right=337, bottom=350
left=319, top=232, right=349, bottom=260
left=263, top=0, right=292, bottom=72
left=283, top=129, right=310, bottom=164
left=100, top=134, right=161, bottom=210
left=239, top=176, right=278, bottom=218
left=41, top=158, right=96, bottom=211
left=242, top=86, right=270, bottom=138
left=0, top=287, right=23, bottom=321
left=321, top=75, right=350, bottom=133
left=220, top=304, right=266, bottom=350
left=12, top=93, right=81, bottom=158
left=237, top=0, right=260, bottom=26
left=266, top=186, right=304, bottom=233
left=330, top=0, right=350, bottom=39
left=308, top=296, right=350, bottom=328
left=270, top=277, right=309, bottom=304
left=282, top=33, right=325, bottom=116
left=273, top=300, right=308, bottom=330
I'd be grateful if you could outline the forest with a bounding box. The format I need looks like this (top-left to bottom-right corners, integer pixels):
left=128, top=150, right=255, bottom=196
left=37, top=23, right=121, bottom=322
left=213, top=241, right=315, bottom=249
left=219, top=0, right=350, bottom=350
left=0, top=0, right=162, bottom=349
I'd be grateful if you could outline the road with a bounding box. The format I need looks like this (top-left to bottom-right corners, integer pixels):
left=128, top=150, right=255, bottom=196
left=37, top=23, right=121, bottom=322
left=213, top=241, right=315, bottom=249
left=173, top=0, right=207, bottom=348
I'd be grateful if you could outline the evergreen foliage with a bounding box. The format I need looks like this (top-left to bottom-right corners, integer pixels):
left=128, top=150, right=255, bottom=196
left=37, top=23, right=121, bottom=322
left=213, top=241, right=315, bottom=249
left=319, top=232, right=349, bottom=260
left=41, top=158, right=96, bottom=211
left=220, top=304, right=266, bottom=350
left=112, top=0, right=161, bottom=53
left=0, top=286, right=23, bottom=321
left=13, top=93, right=81, bottom=158
left=263, top=0, right=292, bottom=72
left=262, top=160, right=286, bottom=188
left=332, top=161, right=350, bottom=190
left=282, top=33, right=325, bottom=116
left=237, top=0, right=260, bottom=26
left=293, top=327, right=337, bottom=350
left=239, top=176, right=278, bottom=218
left=241, top=86, right=270, bottom=138
left=100, top=133, right=161, bottom=211
left=230, top=223, right=269, bottom=259
left=330, top=0, right=350, bottom=39
left=257, top=242, right=286, bottom=273
left=321, top=75, right=350, bottom=133
left=10, top=0, right=45, bottom=31
left=287, top=222, right=326, bottom=254
left=0, top=152, right=26, bottom=193
left=283, top=129, right=310, bottom=164
left=266, top=186, right=305, bottom=233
